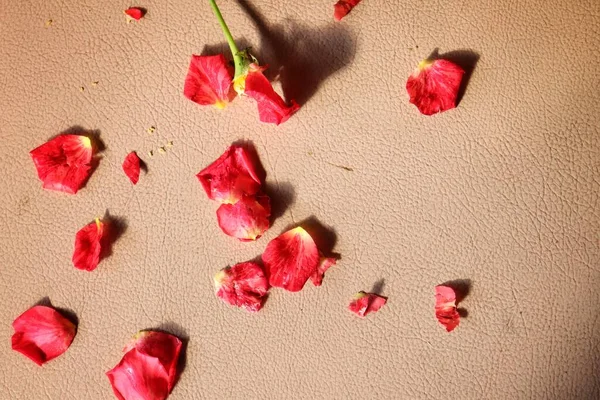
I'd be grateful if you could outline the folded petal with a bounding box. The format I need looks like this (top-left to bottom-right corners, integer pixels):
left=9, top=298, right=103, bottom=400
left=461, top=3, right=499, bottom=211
left=73, top=218, right=104, bottom=271
left=216, top=194, right=270, bottom=241
left=123, top=151, right=141, bottom=184
left=348, top=292, right=387, bottom=317
left=124, top=7, right=145, bottom=20
left=106, top=349, right=170, bottom=400
left=11, top=305, right=76, bottom=366
left=406, top=59, right=464, bottom=115
left=334, top=0, right=362, bottom=21
left=30, top=134, right=94, bottom=194
left=184, top=54, right=234, bottom=109
left=244, top=69, right=299, bottom=125
left=214, top=261, right=269, bottom=312
left=262, top=227, right=320, bottom=292
left=435, top=285, right=460, bottom=332
left=309, top=256, right=337, bottom=286
left=196, top=145, right=262, bottom=204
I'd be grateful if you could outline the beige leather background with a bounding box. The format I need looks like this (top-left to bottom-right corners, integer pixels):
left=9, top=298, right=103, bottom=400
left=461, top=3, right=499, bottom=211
left=1, top=0, right=599, bottom=399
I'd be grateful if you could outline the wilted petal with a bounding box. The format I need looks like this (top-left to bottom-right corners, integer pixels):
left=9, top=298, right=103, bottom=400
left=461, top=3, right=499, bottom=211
left=309, top=256, right=337, bottom=286
left=244, top=69, right=299, bottom=125
left=214, top=261, right=269, bottom=312
left=406, top=59, right=464, bottom=115
left=348, top=292, right=387, bottom=317
left=435, top=285, right=460, bottom=332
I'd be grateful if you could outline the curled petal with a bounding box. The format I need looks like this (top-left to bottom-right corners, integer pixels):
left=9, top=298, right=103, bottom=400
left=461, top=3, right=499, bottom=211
left=73, top=218, right=104, bottom=271
left=196, top=145, right=262, bottom=204
left=348, top=292, right=387, bottom=317
left=123, top=151, right=141, bottom=184
left=214, top=261, right=269, bottom=312
left=124, top=7, right=145, bottom=20
left=262, top=227, right=320, bottom=292
left=334, top=0, right=362, bottom=21
left=216, top=194, right=270, bottom=241
left=244, top=70, right=299, bottom=125
left=435, top=285, right=460, bottom=332
left=30, top=134, right=94, bottom=194
left=106, top=349, right=170, bottom=400
left=310, top=256, right=337, bottom=286
left=11, top=305, right=77, bottom=366
left=184, top=54, right=234, bottom=109
left=406, top=59, right=464, bottom=115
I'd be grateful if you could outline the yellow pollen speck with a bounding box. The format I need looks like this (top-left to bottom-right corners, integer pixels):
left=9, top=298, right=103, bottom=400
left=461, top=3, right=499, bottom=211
left=148, top=150, right=154, bottom=157
left=79, top=86, right=85, bottom=92
left=91, top=81, right=99, bottom=86
left=158, top=147, right=166, bottom=154
left=166, top=141, right=174, bottom=147
left=45, top=19, right=53, bottom=27
left=147, top=126, right=156, bottom=134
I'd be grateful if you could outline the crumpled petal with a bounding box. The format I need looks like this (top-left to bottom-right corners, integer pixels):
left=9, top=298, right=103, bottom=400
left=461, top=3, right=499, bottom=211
left=214, top=261, right=269, bottom=312
left=435, top=285, right=460, bottom=332
left=309, top=256, right=337, bottom=286
left=107, top=330, right=182, bottom=400
left=125, top=7, right=145, bottom=20
left=216, top=193, right=270, bottom=241
left=244, top=69, right=299, bottom=125
left=262, top=227, right=320, bottom=292
left=348, top=292, right=387, bottom=317
left=196, top=145, right=262, bottom=204
left=73, top=218, right=104, bottom=271
left=123, top=151, right=141, bottom=184
left=406, top=59, right=464, bottom=115
left=11, top=305, right=77, bottom=366
left=30, top=134, right=94, bottom=194
left=334, top=0, right=362, bottom=21
left=184, top=54, right=234, bottom=109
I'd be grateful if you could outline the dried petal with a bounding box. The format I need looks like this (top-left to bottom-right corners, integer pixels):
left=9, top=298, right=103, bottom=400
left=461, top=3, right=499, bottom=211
left=11, top=305, right=76, bottom=366
left=30, top=134, right=94, bottom=194
left=262, top=227, right=320, bottom=292
left=214, top=261, right=269, bottom=312
left=244, top=69, right=299, bottom=125
left=107, top=349, right=170, bottom=400
left=435, top=285, right=460, bottom=332
left=334, top=0, right=361, bottom=21
left=309, top=256, right=337, bottom=286
left=216, top=194, right=270, bottom=241
left=72, top=218, right=104, bottom=271
left=124, top=7, right=145, bottom=20
left=184, top=54, right=234, bottom=109
left=406, top=59, right=464, bottom=115
left=123, top=151, right=141, bottom=185
left=196, top=145, right=262, bottom=204
left=348, top=292, right=387, bottom=317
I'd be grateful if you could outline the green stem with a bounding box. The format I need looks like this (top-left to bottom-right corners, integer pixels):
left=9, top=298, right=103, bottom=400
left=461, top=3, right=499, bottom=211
left=208, top=0, right=242, bottom=77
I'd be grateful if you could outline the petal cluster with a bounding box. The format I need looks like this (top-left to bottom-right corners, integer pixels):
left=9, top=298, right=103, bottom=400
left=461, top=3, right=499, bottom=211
left=348, top=292, right=387, bottom=317
left=184, top=54, right=234, bottom=109
left=214, top=261, right=269, bottom=312
left=334, top=0, right=362, bottom=21
left=435, top=285, right=460, bottom=332
left=406, top=59, right=464, bottom=115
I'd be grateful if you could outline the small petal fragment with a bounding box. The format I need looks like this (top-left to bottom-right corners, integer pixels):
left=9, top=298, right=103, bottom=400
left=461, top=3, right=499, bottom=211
left=123, top=151, right=141, bottom=184
left=196, top=145, right=262, bottom=204
left=11, top=305, right=76, bottom=366
left=214, top=261, right=269, bottom=312
left=435, top=285, right=460, bottom=332
left=262, top=227, right=320, bottom=292
left=310, top=256, right=337, bottom=286
left=244, top=69, right=299, bottom=125
left=73, top=218, right=104, bottom=271
left=125, top=7, right=145, bottom=20
left=334, top=0, right=362, bottom=21
left=184, top=54, right=234, bottom=109
left=406, top=59, right=464, bottom=115
left=216, top=194, right=271, bottom=241
left=30, top=134, right=94, bottom=194
left=348, top=292, right=387, bottom=317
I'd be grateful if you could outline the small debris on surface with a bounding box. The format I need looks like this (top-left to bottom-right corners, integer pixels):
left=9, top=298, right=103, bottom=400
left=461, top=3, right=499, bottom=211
left=45, top=19, right=53, bottom=27
left=158, top=147, right=166, bottom=154
left=166, top=141, right=174, bottom=147
left=79, top=86, right=85, bottom=92
left=147, top=126, right=156, bottom=134
left=148, top=150, right=154, bottom=157
left=91, top=81, right=99, bottom=86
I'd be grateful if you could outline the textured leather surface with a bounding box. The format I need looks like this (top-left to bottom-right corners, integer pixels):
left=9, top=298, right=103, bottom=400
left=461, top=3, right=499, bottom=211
left=1, top=0, right=599, bottom=399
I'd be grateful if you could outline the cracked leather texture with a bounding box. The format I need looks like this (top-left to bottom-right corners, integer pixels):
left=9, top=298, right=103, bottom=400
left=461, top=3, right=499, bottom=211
left=1, top=0, right=599, bottom=399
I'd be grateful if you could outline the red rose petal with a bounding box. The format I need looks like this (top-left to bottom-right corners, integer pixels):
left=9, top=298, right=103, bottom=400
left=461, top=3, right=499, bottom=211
left=334, top=0, right=361, bottom=21
left=216, top=193, right=270, bottom=241
left=11, top=305, right=76, bottom=366
left=123, top=151, right=141, bottom=185
left=214, top=261, right=269, bottom=312
left=435, top=285, right=460, bottom=332
left=196, top=145, right=262, bottom=204
left=348, top=292, right=387, bottom=317
left=309, top=256, right=337, bottom=286
left=124, top=7, right=145, bottom=20
left=244, top=69, right=299, bottom=125
left=262, top=227, right=320, bottom=292
left=406, top=59, right=464, bottom=115
left=30, top=134, right=94, bottom=194
left=107, top=349, right=170, bottom=400
left=184, top=54, right=234, bottom=109
left=72, top=218, right=104, bottom=271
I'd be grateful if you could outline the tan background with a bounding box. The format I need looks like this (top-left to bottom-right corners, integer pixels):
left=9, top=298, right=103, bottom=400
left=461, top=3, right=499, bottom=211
left=1, top=0, right=599, bottom=399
